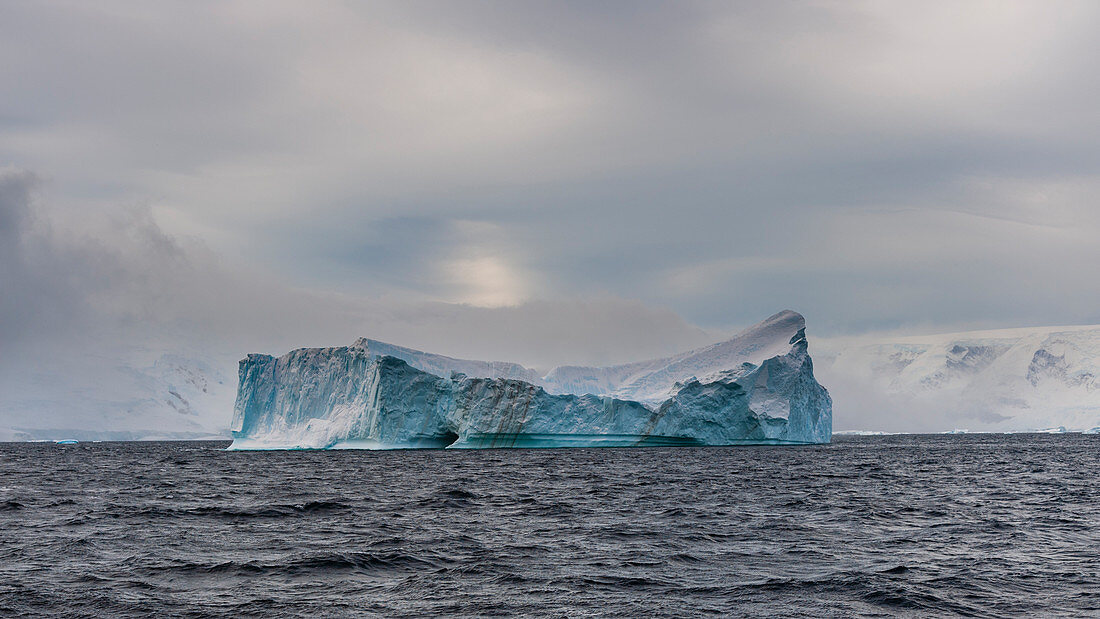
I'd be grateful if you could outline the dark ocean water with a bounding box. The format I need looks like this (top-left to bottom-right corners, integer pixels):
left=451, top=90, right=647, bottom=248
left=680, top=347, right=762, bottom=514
left=0, top=435, right=1097, bottom=618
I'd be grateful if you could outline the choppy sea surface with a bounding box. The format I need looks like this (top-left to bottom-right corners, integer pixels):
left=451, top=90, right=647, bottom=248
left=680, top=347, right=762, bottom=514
left=1, top=434, right=1097, bottom=617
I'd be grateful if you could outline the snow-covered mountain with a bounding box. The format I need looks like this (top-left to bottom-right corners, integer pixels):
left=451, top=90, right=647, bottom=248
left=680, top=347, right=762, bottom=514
left=814, top=324, right=1100, bottom=433
left=0, top=348, right=234, bottom=441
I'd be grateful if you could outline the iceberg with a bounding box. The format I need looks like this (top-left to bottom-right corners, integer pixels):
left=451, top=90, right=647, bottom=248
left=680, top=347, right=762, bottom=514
left=228, top=310, right=832, bottom=449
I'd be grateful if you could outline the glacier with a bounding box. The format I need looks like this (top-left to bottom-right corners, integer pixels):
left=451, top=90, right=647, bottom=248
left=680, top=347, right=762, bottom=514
left=814, top=324, right=1100, bottom=433
left=0, top=347, right=234, bottom=442
left=228, top=310, right=832, bottom=449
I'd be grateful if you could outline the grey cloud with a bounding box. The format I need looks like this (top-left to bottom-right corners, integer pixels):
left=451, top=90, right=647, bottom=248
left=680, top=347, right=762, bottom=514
left=0, top=170, right=97, bottom=347
left=0, top=168, right=714, bottom=364
left=183, top=1, right=1098, bottom=334
left=4, top=3, right=1100, bottom=433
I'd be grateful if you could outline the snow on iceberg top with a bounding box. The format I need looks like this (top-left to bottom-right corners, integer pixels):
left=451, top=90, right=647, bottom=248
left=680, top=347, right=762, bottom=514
left=350, top=338, right=543, bottom=384
left=542, top=309, right=808, bottom=402
left=245, top=310, right=813, bottom=405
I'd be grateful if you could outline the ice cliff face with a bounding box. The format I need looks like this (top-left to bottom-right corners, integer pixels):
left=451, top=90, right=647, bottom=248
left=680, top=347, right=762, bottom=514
left=815, top=325, right=1100, bottom=432
left=229, top=310, right=832, bottom=449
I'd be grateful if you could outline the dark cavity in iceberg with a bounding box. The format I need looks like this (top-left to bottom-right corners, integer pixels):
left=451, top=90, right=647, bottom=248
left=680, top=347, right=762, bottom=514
left=229, top=310, right=832, bottom=449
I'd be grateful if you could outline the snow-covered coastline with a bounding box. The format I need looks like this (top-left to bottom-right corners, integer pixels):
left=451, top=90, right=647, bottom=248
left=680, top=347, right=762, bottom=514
left=816, top=324, right=1100, bottom=433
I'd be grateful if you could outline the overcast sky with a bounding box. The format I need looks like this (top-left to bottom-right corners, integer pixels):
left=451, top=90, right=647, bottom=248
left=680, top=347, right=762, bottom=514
left=4, top=0, right=1100, bottom=370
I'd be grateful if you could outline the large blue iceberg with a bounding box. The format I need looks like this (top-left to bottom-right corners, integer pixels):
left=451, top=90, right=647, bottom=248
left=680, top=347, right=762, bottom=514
left=228, top=310, right=831, bottom=449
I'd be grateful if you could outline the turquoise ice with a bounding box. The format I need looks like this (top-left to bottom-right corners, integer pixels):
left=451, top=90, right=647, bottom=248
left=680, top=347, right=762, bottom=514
left=228, top=310, right=832, bottom=449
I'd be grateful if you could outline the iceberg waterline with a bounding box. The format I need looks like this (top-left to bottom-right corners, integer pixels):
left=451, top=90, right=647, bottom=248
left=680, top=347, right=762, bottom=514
left=228, top=310, right=832, bottom=449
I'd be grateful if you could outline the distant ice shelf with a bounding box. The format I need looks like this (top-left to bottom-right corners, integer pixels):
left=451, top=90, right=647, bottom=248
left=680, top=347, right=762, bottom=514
left=228, top=310, right=832, bottom=450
